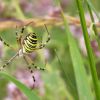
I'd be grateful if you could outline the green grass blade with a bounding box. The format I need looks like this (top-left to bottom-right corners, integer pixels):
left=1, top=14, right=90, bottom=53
left=60, top=11, right=93, bottom=100
left=0, top=72, right=40, bottom=100
left=85, top=0, right=100, bottom=49
left=87, top=0, right=100, bottom=21
left=55, top=1, right=94, bottom=99
left=75, top=0, right=100, bottom=99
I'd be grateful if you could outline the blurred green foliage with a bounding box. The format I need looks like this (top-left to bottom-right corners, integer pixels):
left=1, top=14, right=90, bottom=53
left=0, top=0, right=100, bottom=100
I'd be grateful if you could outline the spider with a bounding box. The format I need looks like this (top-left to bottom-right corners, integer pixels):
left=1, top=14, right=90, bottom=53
left=0, top=22, right=50, bottom=86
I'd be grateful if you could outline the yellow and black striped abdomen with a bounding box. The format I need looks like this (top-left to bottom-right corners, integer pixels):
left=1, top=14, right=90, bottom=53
left=22, top=33, right=37, bottom=53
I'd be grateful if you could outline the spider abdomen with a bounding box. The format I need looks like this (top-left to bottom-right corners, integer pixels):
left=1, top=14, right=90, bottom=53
left=22, top=33, right=37, bottom=53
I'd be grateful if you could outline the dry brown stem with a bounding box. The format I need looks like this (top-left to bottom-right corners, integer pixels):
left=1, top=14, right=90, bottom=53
left=0, top=15, right=100, bottom=30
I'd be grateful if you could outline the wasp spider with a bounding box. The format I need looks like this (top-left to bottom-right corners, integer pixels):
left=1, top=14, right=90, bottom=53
left=0, top=22, right=50, bottom=86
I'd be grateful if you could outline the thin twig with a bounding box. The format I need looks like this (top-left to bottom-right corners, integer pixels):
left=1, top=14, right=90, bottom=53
left=0, top=15, right=100, bottom=30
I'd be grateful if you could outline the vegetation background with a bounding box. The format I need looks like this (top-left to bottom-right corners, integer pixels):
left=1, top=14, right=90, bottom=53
left=0, top=0, right=100, bottom=100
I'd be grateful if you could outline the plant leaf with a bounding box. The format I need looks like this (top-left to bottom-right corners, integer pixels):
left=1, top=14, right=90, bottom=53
left=0, top=72, right=40, bottom=100
left=58, top=3, right=94, bottom=100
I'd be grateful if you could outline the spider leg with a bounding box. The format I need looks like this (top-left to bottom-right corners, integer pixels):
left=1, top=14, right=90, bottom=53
left=0, top=36, right=16, bottom=51
left=23, top=55, right=45, bottom=89
left=25, top=55, right=46, bottom=71
left=15, top=21, right=33, bottom=48
left=36, top=24, right=50, bottom=49
left=15, top=26, right=25, bottom=48
left=44, top=24, right=51, bottom=43
left=23, top=55, right=35, bottom=89
left=0, top=52, right=19, bottom=71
